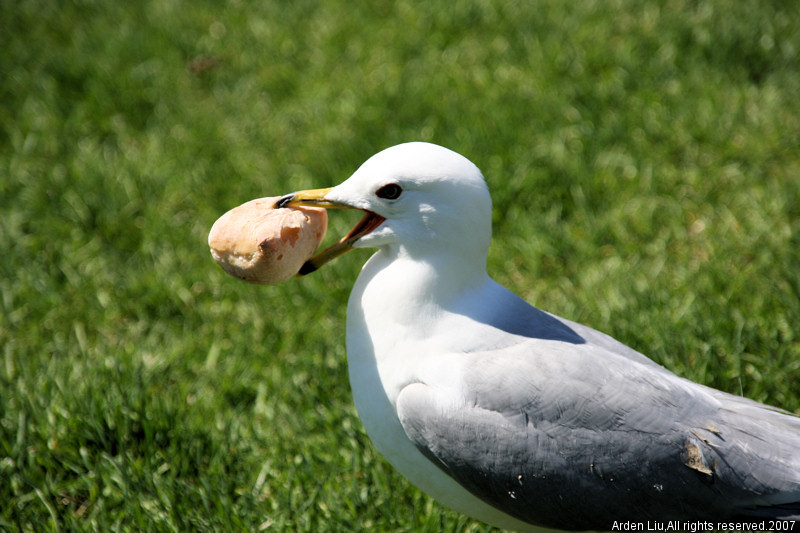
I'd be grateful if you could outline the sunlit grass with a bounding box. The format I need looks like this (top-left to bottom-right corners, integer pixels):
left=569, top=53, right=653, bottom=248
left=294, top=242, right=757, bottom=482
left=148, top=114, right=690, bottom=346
left=2, top=0, right=799, bottom=531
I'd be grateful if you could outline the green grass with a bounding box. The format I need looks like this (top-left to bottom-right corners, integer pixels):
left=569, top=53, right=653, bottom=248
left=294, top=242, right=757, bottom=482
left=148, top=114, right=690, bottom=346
left=2, top=0, right=799, bottom=531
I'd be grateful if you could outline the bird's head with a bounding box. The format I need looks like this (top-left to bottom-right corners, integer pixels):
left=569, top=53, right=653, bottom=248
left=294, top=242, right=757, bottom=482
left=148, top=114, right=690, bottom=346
left=278, top=142, right=493, bottom=275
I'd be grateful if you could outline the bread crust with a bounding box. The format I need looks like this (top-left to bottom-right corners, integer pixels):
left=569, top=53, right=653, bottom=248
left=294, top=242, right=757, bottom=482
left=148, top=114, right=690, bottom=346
left=208, top=197, right=327, bottom=284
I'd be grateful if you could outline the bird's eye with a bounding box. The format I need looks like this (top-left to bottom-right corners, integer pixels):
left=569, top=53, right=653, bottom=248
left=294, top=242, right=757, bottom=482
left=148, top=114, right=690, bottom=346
left=376, top=183, right=403, bottom=200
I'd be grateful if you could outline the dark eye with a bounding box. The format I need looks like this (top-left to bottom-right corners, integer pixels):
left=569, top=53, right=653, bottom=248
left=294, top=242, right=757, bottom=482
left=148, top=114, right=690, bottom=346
left=376, top=183, right=403, bottom=200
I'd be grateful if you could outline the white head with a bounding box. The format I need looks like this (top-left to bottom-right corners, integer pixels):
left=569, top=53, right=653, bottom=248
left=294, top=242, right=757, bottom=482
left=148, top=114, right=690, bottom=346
left=282, top=142, right=493, bottom=274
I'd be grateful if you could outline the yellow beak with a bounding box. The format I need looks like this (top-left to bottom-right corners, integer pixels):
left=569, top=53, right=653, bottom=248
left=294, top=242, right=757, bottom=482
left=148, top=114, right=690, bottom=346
left=276, top=188, right=385, bottom=275
left=275, top=187, right=340, bottom=209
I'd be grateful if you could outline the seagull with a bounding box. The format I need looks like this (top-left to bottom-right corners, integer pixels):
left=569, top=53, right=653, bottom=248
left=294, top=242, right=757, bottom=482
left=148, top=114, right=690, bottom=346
left=277, top=142, right=800, bottom=531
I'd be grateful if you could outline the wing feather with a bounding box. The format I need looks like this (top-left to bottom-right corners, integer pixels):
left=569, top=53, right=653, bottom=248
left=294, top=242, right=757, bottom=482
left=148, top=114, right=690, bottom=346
left=397, top=337, right=800, bottom=530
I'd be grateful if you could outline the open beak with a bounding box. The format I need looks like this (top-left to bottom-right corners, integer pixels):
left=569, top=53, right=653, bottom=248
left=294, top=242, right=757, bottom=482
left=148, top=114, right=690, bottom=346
left=275, top=188, right=386, bottom=275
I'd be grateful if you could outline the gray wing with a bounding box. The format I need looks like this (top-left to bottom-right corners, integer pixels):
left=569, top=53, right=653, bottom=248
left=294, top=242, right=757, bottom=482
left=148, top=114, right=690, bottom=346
left=397, top=337, right=800, bottom=531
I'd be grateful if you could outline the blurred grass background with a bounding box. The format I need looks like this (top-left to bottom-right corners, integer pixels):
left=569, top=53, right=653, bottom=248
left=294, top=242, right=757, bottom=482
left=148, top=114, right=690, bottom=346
left=1, top=0, right=799, bottom=531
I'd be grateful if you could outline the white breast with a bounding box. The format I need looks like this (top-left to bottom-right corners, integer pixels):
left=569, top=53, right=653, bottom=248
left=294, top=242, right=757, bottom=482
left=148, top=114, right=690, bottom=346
left=343, top=253, right=548, bottom=533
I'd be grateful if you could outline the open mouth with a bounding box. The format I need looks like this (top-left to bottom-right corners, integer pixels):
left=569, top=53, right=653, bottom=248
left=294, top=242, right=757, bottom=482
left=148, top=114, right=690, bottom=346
left=275, top=190, right=385, bottom=275
left=298, top=210, right=385, bottom=275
